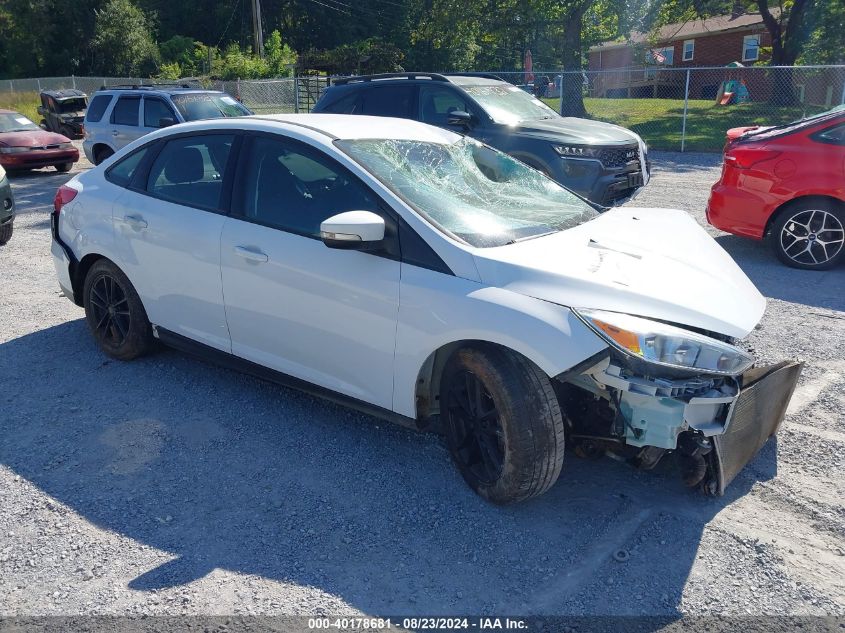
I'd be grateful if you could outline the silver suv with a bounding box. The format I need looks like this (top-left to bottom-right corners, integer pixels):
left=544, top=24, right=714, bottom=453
left=82, top=84, right=252, bottom=165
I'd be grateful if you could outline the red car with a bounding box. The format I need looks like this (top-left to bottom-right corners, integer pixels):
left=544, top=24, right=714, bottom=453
left=707, top=106, right=845, bottom=270
left=0, top=109, right=79, bottom=173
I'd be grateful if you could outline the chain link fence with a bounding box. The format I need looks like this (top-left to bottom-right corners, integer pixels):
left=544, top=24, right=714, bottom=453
left=3, top=66, right=843, bottom=152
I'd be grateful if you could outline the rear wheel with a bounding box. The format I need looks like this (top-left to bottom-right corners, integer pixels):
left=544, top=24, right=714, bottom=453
left=770, top=199, right=845, bottom=270
left=55, top=162, right=73, bottom=173
left=93, top=146, right=114, bottom=165
left=440, top=346, right=565, bottom=504
left=0, top=221, right=12, bottom=246
left=83, top=260, right=154, bottom=360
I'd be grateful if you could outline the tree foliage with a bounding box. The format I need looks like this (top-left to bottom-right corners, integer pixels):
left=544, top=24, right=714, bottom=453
left=91, top=0, right=160, bottom=76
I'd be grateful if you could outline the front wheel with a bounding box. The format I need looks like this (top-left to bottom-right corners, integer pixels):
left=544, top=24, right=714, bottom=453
left=770, top=199, right=845, bottom=270
left=440, top=346, right=565, bottom=504
left=55, top=162, right=73, bottom=173
left=83, top=259, right=155, bottom=360
left=0, top=221, right=12, bottom=246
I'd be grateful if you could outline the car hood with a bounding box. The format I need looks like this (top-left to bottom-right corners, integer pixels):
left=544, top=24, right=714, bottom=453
left=514, top=117, right=640, bottom=145
left=0, top=130, right=70, bottom=147
left=472, top=207, right=766, bottom=339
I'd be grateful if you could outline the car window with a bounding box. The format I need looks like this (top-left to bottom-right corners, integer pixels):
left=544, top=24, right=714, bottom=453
left=169, top=93, right=251, bottom=121
left=0, top=112, right=40, bottom=132
left=86, top=95, right=112, bottom=122
left=360, top=85, right=414, bottom=118
left=110, top=96, right=140, bottom=126
left=418, top=85, right=471, bottom=125
left=146, top=135, right=234, bottom=210
left=321, top=91, right=361, bottom=114
left=238, top=136, right=380, bottom=237
left=144, top=98, right=176, bottom=128
left=106, top=146, right=150, bottom=187
left=462, top=84, right=557, bottom=124
left=814, top=123, right=845, bottom=145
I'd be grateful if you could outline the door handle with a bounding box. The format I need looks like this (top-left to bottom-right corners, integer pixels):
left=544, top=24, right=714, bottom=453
left=124, top=214, right=148, bottom=229
left=233, top=245, right=269, bottom=263
left=111, top=130, right=119, bottom=136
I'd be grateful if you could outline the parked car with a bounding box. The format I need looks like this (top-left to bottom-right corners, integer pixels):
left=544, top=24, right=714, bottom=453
left=38, top=89, right=88, bottom=138
left=51, top=114, right=801, bottom=504
left=0, top=164, right=14, bottom=245
left=708, top=105, right=845, bottom=270
left=0, top=109, right=79, bottom=173
left=82, top=84, right=253, bottom=165
left=313, top=73, right=649, bottom=205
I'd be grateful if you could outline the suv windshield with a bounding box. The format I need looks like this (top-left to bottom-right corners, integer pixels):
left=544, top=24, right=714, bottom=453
left=0, top=113, right=40, bottom=132
left=462, top=84, right=558, bottom=125
left=338, top=137, right=597, bottom=248
left=170, top=93, right=251, bottom=121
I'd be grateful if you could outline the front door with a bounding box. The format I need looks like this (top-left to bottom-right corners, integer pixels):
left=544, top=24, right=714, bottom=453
left=220, top=134, right=400, bottom=408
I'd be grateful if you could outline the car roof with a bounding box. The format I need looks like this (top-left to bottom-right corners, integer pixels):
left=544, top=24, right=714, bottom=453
left=329, top=72, right=506, bottom=89
left=97, top=87, right=224, bottom=96
left=42, top=89, right=87, bottom=99
left=250, top=113, right=462, bottom=143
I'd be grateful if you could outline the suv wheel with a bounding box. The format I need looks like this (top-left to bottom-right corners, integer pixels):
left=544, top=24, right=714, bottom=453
left=440, top=346, right=565, bottom=504
left=770, top=199, right=845, bottom=270
left=83, top=260, right=155, bottom=360
left=94, top=146, right=114, bottom=165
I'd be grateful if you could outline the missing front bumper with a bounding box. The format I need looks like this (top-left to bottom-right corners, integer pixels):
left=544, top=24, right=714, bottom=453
left=705, top=360, right=803, bottom=495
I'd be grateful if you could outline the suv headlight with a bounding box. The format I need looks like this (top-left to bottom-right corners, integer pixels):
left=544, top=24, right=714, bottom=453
left=574, top=308, right=754, bottom=375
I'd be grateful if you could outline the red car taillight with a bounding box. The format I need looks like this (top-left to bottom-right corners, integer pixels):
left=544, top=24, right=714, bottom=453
left=724, top=146, right=781, bottom=169
left=53, top=184, right=78, bottom=215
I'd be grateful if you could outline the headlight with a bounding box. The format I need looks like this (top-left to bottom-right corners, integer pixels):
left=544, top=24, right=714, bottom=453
left=0, top=146, right=31, bottom=154
left=574, top=308, right=754, bottom=375
left=553, top=145, right=600, bottom=159
left=58, top=142, right=75, bottom=149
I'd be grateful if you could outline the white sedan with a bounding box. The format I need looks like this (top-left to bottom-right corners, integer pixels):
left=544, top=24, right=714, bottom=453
left=51, top=114, right=802, bottom=504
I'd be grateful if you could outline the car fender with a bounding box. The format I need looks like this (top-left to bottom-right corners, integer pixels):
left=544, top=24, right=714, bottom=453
left=393, top=264, right=607, bottom=417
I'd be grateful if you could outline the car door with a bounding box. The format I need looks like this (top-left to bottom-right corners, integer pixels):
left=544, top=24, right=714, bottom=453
left=220, top=134, right=400, bottom=408
left=141, top=96, right=178, bottom=133
left=110, top=132, right=237, bottom=352
left=108, top=95, right=145, bottom=149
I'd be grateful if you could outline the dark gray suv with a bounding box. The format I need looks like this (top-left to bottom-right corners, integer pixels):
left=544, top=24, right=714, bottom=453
left=313, top=73, right=650, bottom=205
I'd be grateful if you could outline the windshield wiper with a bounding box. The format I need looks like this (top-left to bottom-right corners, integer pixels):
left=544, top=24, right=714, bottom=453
left=505, top=230, right=557, bottom=245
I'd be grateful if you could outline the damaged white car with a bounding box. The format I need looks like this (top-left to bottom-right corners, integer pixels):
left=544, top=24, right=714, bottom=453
left=50, top=114, right=802, bottom=504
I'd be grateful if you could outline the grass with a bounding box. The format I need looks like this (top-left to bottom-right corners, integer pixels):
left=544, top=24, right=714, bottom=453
left=0, top=91, right=41, bottom=124
left=542, top=97, right=827, bottom=152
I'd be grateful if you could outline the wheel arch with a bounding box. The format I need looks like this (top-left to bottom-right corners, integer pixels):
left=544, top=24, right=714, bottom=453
left=764, top=194, right=845, bottom=238
left=71, top=252, right=108, bottom=306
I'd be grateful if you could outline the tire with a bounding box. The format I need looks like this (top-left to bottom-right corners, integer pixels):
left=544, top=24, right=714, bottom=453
left=83, top=259, right=155, bottom=360
left=0, top=221, right=12, bottom=246
left=55, top=162, right=73, bottom=173
left=94, top=146, right=114, bottom=165
left=440, top=345, right=565, bottom=504
left=769, top=199, right=845, bottom=270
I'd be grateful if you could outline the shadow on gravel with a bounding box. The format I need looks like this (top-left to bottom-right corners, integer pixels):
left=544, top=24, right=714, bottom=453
left=0, top=321, right=768, bottom=616
left=7, top=168, right=77, bottom=214
left=715, top=234, right=845, bottom=311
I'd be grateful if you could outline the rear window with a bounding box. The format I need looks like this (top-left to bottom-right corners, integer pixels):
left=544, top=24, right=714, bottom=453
left=86, top=95, right=112, bottom=123
left=111, top=96, right=140, bottom=126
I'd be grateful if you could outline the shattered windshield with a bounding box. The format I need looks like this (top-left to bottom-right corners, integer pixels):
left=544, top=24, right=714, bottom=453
left=170, top=93, right=252, bottom=121
left=462, top=84, right=558, bottom=125
left=338, top=137, right=597, bottom=248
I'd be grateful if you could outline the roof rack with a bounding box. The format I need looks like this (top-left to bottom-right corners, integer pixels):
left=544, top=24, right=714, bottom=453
left=99, top=82, right=200, bottom=91
left=443, top=72, right=506, bottom=81
left=332, top=72, right=450, bottom=86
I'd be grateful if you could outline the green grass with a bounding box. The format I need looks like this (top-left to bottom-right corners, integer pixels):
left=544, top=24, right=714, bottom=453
left=0, top=91, right=41, bottom=124
left=542, top=97, right=826, bottom=152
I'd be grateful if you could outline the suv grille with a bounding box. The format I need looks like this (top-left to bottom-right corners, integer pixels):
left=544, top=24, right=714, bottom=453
left=598, top=146, right=639, bottom=169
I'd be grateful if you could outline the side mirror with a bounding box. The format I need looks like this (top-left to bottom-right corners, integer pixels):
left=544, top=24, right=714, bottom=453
left=447, top=110, right=474, bottom=128
left=158, top=117, right=176, bottom=128
left=320, top=211, right=385, bottom=250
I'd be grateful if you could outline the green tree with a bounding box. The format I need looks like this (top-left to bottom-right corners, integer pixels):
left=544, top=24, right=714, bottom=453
left=265, top=30, right=297, bottom=76
left=91, top=0, right=160, bottom=76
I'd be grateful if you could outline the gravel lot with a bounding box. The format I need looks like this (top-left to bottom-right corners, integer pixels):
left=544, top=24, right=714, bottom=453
left=1, top=145, right=843, bottom=619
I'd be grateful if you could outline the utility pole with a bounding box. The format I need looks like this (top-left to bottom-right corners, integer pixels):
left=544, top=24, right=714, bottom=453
left=251, top=0, right=264, bottom=58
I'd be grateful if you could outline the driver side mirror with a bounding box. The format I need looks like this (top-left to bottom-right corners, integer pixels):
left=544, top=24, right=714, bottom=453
left=158, top=117, right=177, bottom=128
left=320, top=211, right=385, bottom=251
left=447, top=110, right=474, bottom=128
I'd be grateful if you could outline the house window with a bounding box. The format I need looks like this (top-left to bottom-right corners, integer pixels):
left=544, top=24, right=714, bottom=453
left=682, top=40, right=695, bottom=61
left=647, top=46, right=674, bottom=66
left=742, top=35, right=760, bottom=61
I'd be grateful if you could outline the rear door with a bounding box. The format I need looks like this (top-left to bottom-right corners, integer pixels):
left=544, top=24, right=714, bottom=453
left=111, top=132, right=238, bottom=351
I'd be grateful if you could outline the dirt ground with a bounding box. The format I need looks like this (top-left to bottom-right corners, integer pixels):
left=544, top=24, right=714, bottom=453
left=1, top=145, right=843, bottom=618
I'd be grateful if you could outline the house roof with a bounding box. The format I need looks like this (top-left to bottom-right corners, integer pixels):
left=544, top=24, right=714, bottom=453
left=590, top=10, right=778, bottom=52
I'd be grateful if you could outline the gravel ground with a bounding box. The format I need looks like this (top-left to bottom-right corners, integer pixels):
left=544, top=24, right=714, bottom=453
left=0, top=146, right=843, bottom=618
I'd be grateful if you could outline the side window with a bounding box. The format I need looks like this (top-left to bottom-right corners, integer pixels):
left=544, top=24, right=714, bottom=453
left=360, top=85, right=414, bottom=118
left=813, top=123, right=845, bottom=146
left=239, top=136, right=380, bottom=236
left=321, top=91, right=361, bottom=114
left=106, top=146, right=149, bottom=187
left=86, top=95, right=112, bottom=123
left=418, top=86, right=471, bottom=125
left=110, top=96, right=140, bottom=126
left=144, top=98, right=176, bottom=128
left=146, top=135, right=234, bottom=210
